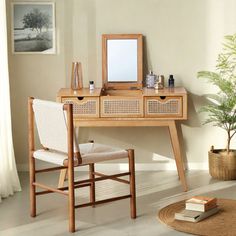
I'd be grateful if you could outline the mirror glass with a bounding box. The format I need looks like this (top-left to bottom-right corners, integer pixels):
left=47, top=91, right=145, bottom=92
left=107, top=39, right=137, bottom=82
left=102, top=34, right=143, bottom=90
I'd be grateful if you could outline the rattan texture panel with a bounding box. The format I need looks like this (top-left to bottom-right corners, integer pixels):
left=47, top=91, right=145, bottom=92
left=103, top=99, right=141, bottom=115
left=147, top=98, right=181, bottom=115
left=63, top=99, right=98, bottom=116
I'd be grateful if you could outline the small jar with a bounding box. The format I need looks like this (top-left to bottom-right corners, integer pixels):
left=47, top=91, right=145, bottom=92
left=89, top=81, right=95, bottom=90
left=146, top=70, right=157, bottom=88
left=154, top=75, right=165, bottom=90
left=154, top=81, right=164, bottom=90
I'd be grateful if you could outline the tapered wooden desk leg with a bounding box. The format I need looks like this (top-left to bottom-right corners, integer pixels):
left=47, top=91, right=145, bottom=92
left=89, top=164, right=96, bottom=207
left=168, top=121, right=188, bottom=192
left=58, top=169, right=68, bottom=188
left=128, top=149, right=136, bottom=219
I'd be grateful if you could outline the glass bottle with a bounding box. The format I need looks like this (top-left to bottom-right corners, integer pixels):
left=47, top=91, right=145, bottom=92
left=89, top=81, right=95, bottom=90
left=168, top=75, right=175, bottom=88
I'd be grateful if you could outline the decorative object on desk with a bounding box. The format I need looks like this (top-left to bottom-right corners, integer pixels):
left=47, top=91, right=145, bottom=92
left=146, top=70, right=157, bottom=88
left=157, top=198, right=236, bottom=236
left=154, top=75, right=165, bottom=90
left=71, top=62, right=83, bottom=90
left=197, top=33, right=236, bottom=180
left=186, top=196, right=217, bottom=212
left=158, top=75, right=165, bottom=87
left=12, top=2, right=56, bottom=54
left=89, top=81, right=95, bottom=90
left=168, top=74, right=175, bottom=87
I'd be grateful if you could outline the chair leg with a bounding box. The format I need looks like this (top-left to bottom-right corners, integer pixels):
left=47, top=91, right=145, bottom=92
left=128, top=149, right=136, bottom=219
left=29, top=154, right=36, bottom=217
left=68, top=166, right=75, bottom=233
left=89, top=164, right=96, bottom=207
left=58, top=169, right=68, bottom=188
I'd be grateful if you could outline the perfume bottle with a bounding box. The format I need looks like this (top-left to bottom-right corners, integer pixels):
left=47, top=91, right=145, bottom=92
left=168, top=75, right=175, bottom=88
left=146, top=70, right=157, bottom=88
left=89, top=81, right=95, bottom=90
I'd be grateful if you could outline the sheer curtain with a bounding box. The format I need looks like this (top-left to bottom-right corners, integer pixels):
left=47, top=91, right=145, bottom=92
left=0, top=0, right=21, bottom=202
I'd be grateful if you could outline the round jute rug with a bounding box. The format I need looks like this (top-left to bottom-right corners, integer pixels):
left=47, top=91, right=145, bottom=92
left=157, top=198, right=236, bottom=236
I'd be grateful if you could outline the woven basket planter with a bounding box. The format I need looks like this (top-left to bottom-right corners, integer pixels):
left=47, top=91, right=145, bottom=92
left=209, top=149, right=236, bottom=180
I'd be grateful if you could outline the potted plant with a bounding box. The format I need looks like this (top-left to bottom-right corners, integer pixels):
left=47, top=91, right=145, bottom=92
left=197, top=33, right=236, bottom=180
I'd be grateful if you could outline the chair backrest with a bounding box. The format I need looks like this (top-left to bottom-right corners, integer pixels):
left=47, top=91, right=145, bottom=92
left=32, top=99, right=79, bottom=153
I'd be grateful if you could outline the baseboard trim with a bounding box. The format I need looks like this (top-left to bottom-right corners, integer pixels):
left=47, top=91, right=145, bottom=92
left=17, top=162, right=208, bottom=172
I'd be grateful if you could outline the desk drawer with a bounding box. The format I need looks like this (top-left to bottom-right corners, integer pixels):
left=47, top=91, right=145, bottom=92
left=145, top=96, right=182, bottom=118
left=101, top=97, right=143, bottom=117
left=62, top=97, right=99, bottom=118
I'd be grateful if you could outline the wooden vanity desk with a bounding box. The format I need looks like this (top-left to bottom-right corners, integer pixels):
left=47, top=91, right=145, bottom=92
left=57, top=86, right=188, bottom=191
left=57, top=33, right=188, bottom=191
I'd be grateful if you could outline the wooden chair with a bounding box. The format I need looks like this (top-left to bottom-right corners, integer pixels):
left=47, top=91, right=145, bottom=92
left=28, top=97, right=136, bottom=233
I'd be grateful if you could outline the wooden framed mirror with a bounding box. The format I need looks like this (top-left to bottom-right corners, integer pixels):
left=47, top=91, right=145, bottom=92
left=102, top=34, right=143, bottom=90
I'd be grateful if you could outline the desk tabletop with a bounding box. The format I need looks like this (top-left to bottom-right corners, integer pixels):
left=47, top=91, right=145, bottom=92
left=142, top=87, right=187, bottom=96
left=58, top=87, right=187, bottom=97
left=58, top=88, right=102, bottom=97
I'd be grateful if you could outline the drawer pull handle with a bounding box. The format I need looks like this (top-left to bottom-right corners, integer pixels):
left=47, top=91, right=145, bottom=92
left=160, top=96, right=166, bottom=100
left=77, top=96, right=84, bottom=101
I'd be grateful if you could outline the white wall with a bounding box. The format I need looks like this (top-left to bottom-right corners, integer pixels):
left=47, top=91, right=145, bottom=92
left=7, top=0, right=236, bottom=170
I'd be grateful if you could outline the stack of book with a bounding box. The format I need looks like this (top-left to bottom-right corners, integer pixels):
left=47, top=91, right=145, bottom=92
left=175, top=196, right=219, bottom=222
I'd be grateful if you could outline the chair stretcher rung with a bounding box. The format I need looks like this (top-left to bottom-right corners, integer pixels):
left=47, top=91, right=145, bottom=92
left=75, top=194, right=132, bottom=208
left=74, top=172, right=130, bottom=185
left=94, top=171, right=130, bottom=184
left=35, top=166, right=67, bottom=173
left=35, top=183, right=91, bottom=195
left=33, top=182, right=68, bottom=195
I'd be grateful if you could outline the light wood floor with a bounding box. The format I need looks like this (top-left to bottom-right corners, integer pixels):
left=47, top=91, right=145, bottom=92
left=1, top=170, right=236, bottom=236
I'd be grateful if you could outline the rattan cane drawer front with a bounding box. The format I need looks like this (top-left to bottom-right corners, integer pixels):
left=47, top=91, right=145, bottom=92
left=145, top=96, right=182, bottom=118
left=62, top=97, right=99, bottom=118
left=101, top=96, right=143, bottom=117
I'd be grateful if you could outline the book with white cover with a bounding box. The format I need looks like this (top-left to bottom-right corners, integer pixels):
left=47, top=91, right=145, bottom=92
left=175, top=207, right=219, bottom=222
left=185, top=196, right=217, bottom=212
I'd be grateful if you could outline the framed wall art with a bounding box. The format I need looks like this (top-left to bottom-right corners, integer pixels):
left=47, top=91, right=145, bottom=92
left=12, top=2, right=56, bottom=54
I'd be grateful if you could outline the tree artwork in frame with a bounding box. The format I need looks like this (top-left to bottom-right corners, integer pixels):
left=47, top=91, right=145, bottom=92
left=12, top=2, right=56, bottom=54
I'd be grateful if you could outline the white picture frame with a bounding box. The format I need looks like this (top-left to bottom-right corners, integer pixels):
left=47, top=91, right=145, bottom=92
left=12, top=2, right=56, bottom=54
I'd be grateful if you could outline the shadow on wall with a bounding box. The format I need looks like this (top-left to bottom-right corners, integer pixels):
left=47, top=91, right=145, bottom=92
left=183, top=92, right=208, bottom=128
left=143, top=36, right=150, bottom=79
left=176, top=92, right=208, bottom=168
left=86, top=126, right=173, bottom=163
